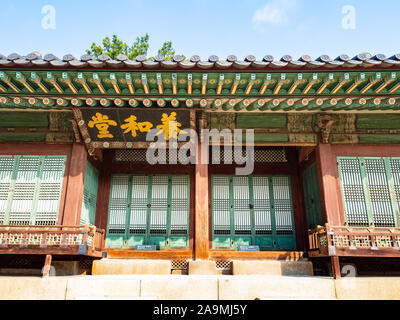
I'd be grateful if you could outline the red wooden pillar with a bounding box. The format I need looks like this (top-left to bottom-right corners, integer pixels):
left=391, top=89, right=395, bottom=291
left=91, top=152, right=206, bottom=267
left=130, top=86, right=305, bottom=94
left=62, top=143, right=87, bottom=225
left=195, top=113, right=209, bottom=260
left=316, top=143, right=342, bottom=226
left=195, top=142, right=209, bottom=260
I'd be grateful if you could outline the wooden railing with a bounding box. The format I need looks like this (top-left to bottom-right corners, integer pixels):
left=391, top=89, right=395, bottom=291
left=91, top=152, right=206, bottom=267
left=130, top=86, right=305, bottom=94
left=308, top=224, right=400, bottom=256
left=0, top=224, right=105, bottom=256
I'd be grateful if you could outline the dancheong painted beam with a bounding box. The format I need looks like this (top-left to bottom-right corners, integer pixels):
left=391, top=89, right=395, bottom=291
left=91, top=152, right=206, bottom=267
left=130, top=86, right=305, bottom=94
left=0, top=52, right=400, bottom=111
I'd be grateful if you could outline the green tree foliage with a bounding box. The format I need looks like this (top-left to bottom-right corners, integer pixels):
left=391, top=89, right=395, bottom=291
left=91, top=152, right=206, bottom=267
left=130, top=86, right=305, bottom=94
left=87, top=34, right=181, bottom=61
left=157, top=41, right=175, bottom=61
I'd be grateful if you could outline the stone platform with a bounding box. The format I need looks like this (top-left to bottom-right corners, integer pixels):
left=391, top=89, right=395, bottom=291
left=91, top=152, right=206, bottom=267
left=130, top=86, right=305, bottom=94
left=91, top=259, right=313, bottom=276
left=0, top=275, right=400, bottom=300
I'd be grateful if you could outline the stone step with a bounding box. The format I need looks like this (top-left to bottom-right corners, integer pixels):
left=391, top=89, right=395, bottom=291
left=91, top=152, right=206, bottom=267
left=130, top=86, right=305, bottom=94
left=92, top=259, right=171, bottom=275
left=92, top=259, right=313, bottom=276
left=232, top=260, right=314, bottom=276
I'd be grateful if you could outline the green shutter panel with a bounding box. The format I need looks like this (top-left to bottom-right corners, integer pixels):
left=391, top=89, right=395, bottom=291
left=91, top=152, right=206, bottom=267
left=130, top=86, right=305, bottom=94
left=0, top=156, right=15, bottom=225
left=35, top=156, right=66, bottom=226
left=364, top=158, right=395, bottom=227
left=253, top=176, right=274, bottom=249
left=129, top=175, right=148, bottom=238
left=232, top=176, right=252, bottom=235
left=302, top=163, right=323, bottom=229
left=170, top=175, right=189, bottom=234
left=389, top=158, right=400, bottom=223
left=338, top=158, right=370, bottom=226
left=169, top=175, right=190, bottom=247
left=212, top=174, right=296, bottom=250
left=149, top=175, right=169, bottom=248
left=272, top=176, right=294, bottom=235
left=81, top=161, right=99, bottom=225
left=107, top=174, right=190, bottom=249
left=107, top=175, right=129, bottom=236
left=9, top=156, right=41, bottom=225
left=212, top=176, right=231, bottom=248
left=253, top=176, right=272, bottom=235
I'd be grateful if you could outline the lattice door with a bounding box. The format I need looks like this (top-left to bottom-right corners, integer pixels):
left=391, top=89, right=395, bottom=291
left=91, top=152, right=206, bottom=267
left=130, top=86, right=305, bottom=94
left=212, top=175, right=296, bottom=250
left=0, top=155, right=66, bottom=226
left=106, top=174, right=190, bottom=249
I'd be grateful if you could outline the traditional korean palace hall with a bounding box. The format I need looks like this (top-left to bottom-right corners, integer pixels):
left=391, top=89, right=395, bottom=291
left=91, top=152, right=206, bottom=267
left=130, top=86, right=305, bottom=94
left=1, top=51, right=400, bottom=279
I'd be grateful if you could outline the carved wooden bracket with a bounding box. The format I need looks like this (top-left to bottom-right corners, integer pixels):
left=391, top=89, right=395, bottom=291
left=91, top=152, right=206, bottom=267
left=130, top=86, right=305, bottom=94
left=317, top=114, right=335, bottom=144
left=198, top=111, right=208, bottom=143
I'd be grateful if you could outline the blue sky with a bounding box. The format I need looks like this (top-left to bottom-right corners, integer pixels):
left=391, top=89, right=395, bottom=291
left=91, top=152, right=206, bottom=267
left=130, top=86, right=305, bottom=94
left=0, top=0, right=399, bottom=60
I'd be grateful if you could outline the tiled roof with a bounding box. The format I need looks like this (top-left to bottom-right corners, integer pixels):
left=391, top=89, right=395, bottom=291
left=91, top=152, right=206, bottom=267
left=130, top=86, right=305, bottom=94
left=1, top=52, right=400, bottom=70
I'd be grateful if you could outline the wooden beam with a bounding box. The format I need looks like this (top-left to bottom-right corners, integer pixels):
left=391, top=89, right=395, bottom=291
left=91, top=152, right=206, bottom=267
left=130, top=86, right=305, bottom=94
left=390, top=82, right=400, bottom=93
left=376, top=76, right=394, bottom=93
left=76, top=73, right=90, bottom=94
left=0, top=72, right=19, bottom=93
left=126, top=73, right=135, bottom=94
left=62, top=143, right=87, bottom=225
left=16, top=72, right=34, bottom=93
left=230, top=74, right=240, bottom=95
left=360, top=76, right=378, bottom=94
left=110, top=73, right=120, bottom=94
left=156, top=73, right=163, bottom=95
left=30, top=72, right=49, bottom=93
left=42, top=254, right=52, bottom=278
left=201, top=74, right=207, bottom=95
left=245, top=74, right=255, bottom=95
left=259, top=74, right=273, bottom=95
left=331, top=256, right=341, bottom=279
left=187, top=74, right=192, bottom=95
left=273, top=74, right=286, bottom=95
left=216, top=73, right=224, bottom=95
left=93, top=73, right=105, bottom=94
left=61, top=72, right=78, bottom=94
left=331, top=75, right=350, bottom=94
left=172, top=73, right=178, bottom=95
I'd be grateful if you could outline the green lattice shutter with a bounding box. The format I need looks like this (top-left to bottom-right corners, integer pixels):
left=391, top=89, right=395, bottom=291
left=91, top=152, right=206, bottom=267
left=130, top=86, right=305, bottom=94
left=149, top=175, right=169, bottom=248
left=0, top=156, right=15, bottom=225
left=272, top=176, right=295, bottom=249
left=232, top=176, right=252, bottom=246
left=338, top=157, right=370, bottom=226
left=106, top=175, right=130, bottom=248
left=80, top=161, right=99, bottom=225
left=389, top=158, right=400, bottom=222
left=0, top=155, right=66, bottom=226
left=302, top=163, right=323, bottom=229
left=364, top=158, right=394, bottom=227
left=35, top=156, right=66, bottom=225
left=169, top=175, right=190, bottom=248
left=8, top=156, right=41, bottom=225
left=212, top=176, right=231, bottom=248
left=127, top=175, right=149, bottom=247
left=338, top=157, right=400, bottom=227
left=212, top=175, right=296, bottom=250
left=106, top=174, right=190, bottom=249
left=253, top=176, right=273, bottom=248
